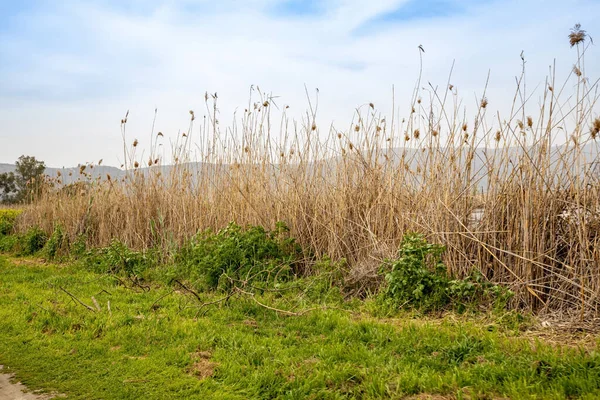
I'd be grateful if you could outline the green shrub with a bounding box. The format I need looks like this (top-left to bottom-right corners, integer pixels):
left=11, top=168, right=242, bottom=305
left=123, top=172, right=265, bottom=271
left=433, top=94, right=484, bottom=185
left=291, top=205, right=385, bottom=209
left=19, top=227, right=48, bottom=256
left=177, top=221, right=303, bottom=290
left=83, top=239, right=152, bottom=276
left=43, top=225, right=67, bottom=260
left=381, top=233, right=449, bottom=310
left=380, top=233, right=512, bottom=312
left=70, top=234, right=88, bottom=258
left=0, top=209, right=22, bottom=236
left=0, top=234, right=19, bottom=252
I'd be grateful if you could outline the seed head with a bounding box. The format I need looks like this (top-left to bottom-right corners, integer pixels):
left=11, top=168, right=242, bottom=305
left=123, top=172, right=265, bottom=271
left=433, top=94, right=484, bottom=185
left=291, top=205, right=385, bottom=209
left=591, top=117, right=600, bottom=140
left=337, top=133, right=342, bottom=139
left=413, top=129, right=420, bottom=139
left=448, top=84, right=454, bottom=91
left=263, top=101, right=269, bottom=107
left=312, top=123, right=317, bottom=131
left=527, top=116, right=533, bottom=128
left=517, top=120, right=524, bottom=130
left=369, top=102, right=374, bottom=109
left=133, top=139, right=138, bottom=147
left=348, top=142, right=354, bottom=151
left=432, top=129, right=439, bottom=137
left=573, top=65, right=582, bottom=77
left=462, top=123, right=468, bottom=132
left=480, top=98, right=488, bottom=108
left=569, top=24, right=586, bottom=47
left=134, top=161, right=139, bottom=168
left=495, top=130, right=502, bottom=141
left=354, top=124, right=360, bottom=132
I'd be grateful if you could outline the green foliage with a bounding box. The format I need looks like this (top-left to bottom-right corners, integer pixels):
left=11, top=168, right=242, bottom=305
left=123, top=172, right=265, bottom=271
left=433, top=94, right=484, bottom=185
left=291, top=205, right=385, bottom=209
left=19, top=227, right=48, bottom=256
left=177, top=222, right=303, bottom=290
left=43, top=225, right=67, bottom=260
left=381, top=233, right=512, bottom=312
left=0, top=234, right=19, bottom=252
left=0, top=209, right=22, bottom=236
left=70, top=234, right=88, bottom=257
left=0, top=256, right=599, bottom=400
left=0, top=155, right=46, bottom=204
left=381, top=233, right=449, bottom=310
left=83, top=239, right=154, bottom=276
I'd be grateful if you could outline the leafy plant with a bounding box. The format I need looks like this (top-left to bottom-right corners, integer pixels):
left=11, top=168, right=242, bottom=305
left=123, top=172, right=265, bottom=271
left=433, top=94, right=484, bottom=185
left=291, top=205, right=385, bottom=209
left=43, top=225, right=67, bottom=260
left=83, top=239, right=153, bottom=276
left=177, top=222, right=303, bottom=290
left=19, top=227, right=48, bottom=256
left=380, top=233, right=512, bottom=312
left=0, top=209, right=22, bottom=236
left=381, top=233, right=449, bottom=310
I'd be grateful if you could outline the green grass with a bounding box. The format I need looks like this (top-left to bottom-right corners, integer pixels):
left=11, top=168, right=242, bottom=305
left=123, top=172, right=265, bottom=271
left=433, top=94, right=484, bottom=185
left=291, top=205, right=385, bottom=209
left=1, top=256, right=600, bottom=399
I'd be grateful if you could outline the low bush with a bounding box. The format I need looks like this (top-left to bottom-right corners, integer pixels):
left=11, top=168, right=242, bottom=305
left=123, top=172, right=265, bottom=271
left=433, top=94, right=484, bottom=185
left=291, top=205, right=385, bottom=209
left=380, top=233, right=512, bottom=312
left=177, top=221, right=304, bottom=290
left=82, top=239, right=156, bottom=276
left=0, top=209, right=22, bottom=236
left=43, top=225, right=68, bottom=260
left=19, top=227, right=48, bottom=256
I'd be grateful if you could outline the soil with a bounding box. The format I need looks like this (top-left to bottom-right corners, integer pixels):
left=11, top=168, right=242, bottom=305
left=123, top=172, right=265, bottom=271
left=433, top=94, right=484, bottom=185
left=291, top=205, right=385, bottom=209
left=0, top=366, right=56, bottom=400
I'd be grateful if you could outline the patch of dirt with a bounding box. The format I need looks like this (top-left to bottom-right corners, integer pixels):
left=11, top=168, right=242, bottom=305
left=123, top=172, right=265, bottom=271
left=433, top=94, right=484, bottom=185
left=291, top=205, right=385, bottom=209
left=188, top=351, right=218, bottom=380
left=0, top=365, right=60, bottom=400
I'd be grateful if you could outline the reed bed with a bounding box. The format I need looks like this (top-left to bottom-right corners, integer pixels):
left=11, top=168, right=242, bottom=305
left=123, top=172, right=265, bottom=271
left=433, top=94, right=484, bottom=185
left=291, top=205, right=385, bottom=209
left=19, top=26, right=600, bottom=315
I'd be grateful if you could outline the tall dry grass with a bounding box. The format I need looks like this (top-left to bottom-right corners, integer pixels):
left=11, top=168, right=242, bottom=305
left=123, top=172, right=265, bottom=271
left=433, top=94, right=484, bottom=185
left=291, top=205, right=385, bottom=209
left=19, top=25, right=600, bottom=315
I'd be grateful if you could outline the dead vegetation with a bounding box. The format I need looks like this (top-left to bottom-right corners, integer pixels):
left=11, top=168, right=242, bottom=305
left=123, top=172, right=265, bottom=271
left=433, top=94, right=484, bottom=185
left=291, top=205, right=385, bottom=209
left=16, top=25, right=600, bottom=317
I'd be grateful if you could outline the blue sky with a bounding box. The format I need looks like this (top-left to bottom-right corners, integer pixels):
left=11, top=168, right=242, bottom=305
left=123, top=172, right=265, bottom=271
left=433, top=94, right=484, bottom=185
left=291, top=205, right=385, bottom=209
left=1, top=0, right=599, bottom=167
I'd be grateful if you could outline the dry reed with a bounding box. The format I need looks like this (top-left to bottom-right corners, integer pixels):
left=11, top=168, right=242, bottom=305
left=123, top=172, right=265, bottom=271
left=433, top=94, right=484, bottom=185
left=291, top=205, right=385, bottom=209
left=18, top=26, right=600, bottom=316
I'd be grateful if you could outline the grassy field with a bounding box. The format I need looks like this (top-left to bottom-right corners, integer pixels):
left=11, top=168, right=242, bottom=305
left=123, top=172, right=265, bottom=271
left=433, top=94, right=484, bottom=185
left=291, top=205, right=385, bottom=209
left=1, top=255, right=599, bottom=399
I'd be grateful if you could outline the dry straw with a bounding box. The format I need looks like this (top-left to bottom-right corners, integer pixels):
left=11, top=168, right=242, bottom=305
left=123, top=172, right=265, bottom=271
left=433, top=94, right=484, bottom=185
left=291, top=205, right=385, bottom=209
left=19, top=25, right=600, bottom=317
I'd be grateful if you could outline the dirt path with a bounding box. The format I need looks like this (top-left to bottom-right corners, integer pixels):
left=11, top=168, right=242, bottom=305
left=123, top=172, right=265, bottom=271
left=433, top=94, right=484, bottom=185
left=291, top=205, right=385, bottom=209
left=0, top=366, right=55, bottom=400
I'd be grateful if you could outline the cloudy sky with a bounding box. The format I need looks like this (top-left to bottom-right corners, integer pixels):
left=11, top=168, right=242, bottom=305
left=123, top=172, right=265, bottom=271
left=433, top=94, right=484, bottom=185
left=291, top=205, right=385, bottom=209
left=1, top=0, right=598, bottom=167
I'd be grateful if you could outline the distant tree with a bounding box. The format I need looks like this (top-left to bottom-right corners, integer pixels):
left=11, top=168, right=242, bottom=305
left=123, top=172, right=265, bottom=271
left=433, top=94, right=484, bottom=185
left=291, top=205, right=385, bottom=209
left=0, top=155, right=46, bottom=204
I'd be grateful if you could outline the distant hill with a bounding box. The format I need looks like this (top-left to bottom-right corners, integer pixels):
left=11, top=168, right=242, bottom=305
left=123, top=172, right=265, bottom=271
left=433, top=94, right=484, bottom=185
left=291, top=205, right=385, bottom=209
left=1, top=142, right=598, bottom=188
left=0, top=163, right=124, bottom=184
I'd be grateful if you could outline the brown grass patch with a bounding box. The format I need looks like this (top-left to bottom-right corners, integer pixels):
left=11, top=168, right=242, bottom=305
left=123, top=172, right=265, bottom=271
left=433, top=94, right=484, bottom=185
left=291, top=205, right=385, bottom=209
left=189, top=351, right=218, bottom=380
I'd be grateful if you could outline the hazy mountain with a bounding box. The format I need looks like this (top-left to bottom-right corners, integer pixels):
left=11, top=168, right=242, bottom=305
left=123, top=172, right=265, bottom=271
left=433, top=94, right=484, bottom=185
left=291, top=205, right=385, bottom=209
left=1, top=143, right=598, bottom=189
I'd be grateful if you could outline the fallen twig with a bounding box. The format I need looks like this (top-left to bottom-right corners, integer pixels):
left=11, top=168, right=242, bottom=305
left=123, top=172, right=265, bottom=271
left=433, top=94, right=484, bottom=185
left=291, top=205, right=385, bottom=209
left=174, top=280, right=203, bottom=302
left=59, top=287, right=96, bottom=312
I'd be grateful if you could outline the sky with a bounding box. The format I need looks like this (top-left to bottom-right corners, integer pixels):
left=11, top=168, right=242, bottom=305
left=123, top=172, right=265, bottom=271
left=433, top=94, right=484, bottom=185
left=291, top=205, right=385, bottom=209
left=0, top=0, right=599, bottom=167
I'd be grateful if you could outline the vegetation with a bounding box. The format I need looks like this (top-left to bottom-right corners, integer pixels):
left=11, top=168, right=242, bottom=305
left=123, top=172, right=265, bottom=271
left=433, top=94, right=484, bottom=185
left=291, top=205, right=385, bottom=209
left=380, top=233, right=513, bottom=313
left=0, top=155, right=46, bottom=204
left=11, top=25, right=599, bottom=316
left=1, top=24, right=600, bottom=398
left=1, top=255, right=599, bottom=399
